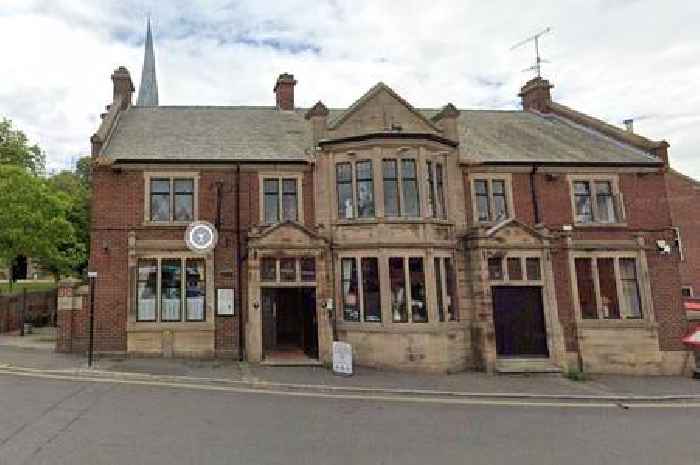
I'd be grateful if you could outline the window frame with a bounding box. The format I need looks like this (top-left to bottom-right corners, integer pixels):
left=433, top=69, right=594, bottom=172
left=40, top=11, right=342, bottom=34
left=486, top=253, right=543, bottom=285
left=144, top=172, right=199, bottom=224
left=570, top=252, right=650, bottom=321
left=682, top=286, right=694, bottom=298
left=258, top=174, right=304, bottom=225
left=568, top=174, right=625, bottom=226
left=136, top=256, right=207, bottom=324
left=470, top=174, right=514, bottom=224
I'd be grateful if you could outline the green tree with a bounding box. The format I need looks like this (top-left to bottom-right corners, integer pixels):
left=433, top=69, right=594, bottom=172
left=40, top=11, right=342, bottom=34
left=0, top=165, right=81, bottom=284
left=0, top=118, right=46, bottom=175
left=46, top=158, right=91, bottom=275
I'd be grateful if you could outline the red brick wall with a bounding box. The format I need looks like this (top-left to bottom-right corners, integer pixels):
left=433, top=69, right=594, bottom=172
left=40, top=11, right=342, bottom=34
left=82, top=164, right=313, bottom=356
left=465, top=168, right=686, bottom=352
left=666, top=171, right=700, bottom=293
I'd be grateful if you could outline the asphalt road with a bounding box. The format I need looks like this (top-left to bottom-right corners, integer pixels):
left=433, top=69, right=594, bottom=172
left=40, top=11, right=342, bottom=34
left=0, top=373, right=698, bottom=465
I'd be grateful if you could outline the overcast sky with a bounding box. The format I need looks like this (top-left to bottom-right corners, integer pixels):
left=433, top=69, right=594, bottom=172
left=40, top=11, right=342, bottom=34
left=1, top=0, right=698, bottom=177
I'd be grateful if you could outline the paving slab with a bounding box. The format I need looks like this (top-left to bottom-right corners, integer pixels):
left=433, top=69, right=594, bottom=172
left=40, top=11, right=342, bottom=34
left=0, top=343, right=697, bottom=398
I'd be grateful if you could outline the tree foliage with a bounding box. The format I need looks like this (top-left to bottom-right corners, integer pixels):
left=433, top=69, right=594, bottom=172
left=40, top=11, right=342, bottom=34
left=0, top=118, right=46, bottom=176
left=46, top=158, right=91, bottom=275
left=0, top=165, right=84, bottom=281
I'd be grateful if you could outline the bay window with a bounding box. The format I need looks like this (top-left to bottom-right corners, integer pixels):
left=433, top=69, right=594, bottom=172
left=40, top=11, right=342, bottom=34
left=341, top=256, right=382, bottom=323
left=574, top=256, right=643, bottom=320
left=401, top=160, right=420, bottom=217
left=356, top=161, right=375, bottom=218
left=336, top=163, right=354, bottom=219
left=383, top=160, right=400, bottom=217
left=426, top=161, right=447, bottom=218
left=137, top=257, right=206, bottom=323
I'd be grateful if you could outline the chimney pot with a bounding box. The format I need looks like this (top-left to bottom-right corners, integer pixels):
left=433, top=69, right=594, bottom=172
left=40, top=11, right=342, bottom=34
left=274, top=73, right=297, bottom=111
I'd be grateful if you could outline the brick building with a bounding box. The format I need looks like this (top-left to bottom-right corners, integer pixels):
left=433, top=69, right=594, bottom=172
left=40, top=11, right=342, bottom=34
left=57, top=22, right=695, bottom=375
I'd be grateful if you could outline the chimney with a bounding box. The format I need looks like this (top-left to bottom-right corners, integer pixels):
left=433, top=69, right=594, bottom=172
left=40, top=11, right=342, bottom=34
left=111, top=66, right=135, bottom=110
left=274, top=73, right=297, bottom=111
left=432, top=103, right=460, bottom=141
left=518, top=77, right=553, bottom=113
left=304, top=101, right=329, bottom=144
left=623, top=118, right=634, bottom=133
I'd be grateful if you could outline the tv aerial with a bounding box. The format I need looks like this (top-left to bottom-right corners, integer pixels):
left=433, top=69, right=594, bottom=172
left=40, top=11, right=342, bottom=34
left=511, top=27, right=552, bottom=78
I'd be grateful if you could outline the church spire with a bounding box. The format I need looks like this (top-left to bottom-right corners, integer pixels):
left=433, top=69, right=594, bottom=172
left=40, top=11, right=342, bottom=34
left=136, top=17, right=158, bottom=106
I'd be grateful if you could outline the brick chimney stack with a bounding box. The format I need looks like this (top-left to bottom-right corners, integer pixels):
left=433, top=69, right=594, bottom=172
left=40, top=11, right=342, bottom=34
left=518, top=77, right=553, bottom=113
left=274, top=73, right=297, bottom=111
left=111, top=66, right=135, bottom=110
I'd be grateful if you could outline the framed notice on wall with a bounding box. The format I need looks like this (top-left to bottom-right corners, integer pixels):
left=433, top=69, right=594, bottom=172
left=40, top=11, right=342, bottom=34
left=217, top=288, right=235, bottom=316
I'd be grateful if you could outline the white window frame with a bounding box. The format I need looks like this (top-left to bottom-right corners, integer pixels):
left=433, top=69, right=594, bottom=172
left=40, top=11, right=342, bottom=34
left=568, top=174, right=626, bottom=226
left=470, top=173, right=514, bottom=224
left=136, top=257, right=207, bottom=323
left=144, top=172, right=199, bottom=224
left=259, top=174, right=304, bottom=225
left=682, top=286, right=694, bottom=298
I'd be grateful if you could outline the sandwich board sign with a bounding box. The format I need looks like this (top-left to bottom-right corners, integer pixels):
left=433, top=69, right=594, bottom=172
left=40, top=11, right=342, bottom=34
left=332, top=341, right=353, bottom=375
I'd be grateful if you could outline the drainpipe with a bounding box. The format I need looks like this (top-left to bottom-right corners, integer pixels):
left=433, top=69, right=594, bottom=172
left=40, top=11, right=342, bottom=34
left=235, top=162, right=245, bottom=361
left=530, top=164, right=541, bottom=224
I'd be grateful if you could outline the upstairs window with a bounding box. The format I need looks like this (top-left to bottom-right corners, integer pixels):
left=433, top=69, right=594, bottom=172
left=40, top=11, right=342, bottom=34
left=383, top=160, right=400, bottom=217
left=426, top=161, right=447, bottom=219
left=148, top=176, right=196, bottom=223
left=335, top=160, right=375, bottom=220
left=572, top=178, right=624, bottom=224
left=472, top=177, right=510, bottom=223
left=337, top=162, right=354, bottom=219
left=262, top=176, right=301, bottom=224
left=401, top=160, right=420, bottom=217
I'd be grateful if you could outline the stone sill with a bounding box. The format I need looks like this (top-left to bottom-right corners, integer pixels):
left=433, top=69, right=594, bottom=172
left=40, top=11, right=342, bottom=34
left=686, top=311, right=700, bottom=321
left=141, top=221, right=191, bottom=229
left=573, top=222, right=628, bottom=229
left=334, top=218, right=452, bottom=227
left=336, top=320, right=468, bottom=334
left=578, top=319, right=657, bottom=330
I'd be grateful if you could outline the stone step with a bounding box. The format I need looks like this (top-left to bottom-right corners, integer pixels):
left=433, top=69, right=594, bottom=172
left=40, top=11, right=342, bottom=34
left=496, top=358, right=561, bottom=374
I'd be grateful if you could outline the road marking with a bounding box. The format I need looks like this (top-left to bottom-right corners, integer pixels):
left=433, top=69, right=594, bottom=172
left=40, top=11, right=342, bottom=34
left=1, top=368, right=698, bottom=409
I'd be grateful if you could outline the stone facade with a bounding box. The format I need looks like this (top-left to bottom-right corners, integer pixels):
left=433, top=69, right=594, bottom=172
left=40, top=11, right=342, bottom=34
left=58, top=63, right=697, bottom=376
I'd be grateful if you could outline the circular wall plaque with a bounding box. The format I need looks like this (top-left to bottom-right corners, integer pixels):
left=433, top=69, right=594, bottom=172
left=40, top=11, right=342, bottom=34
left=185, top=221, right=218, bottom=254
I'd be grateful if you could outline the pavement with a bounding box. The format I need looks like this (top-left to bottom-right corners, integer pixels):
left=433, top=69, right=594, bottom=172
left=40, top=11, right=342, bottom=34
left=0, top=328, right=698, bottom=403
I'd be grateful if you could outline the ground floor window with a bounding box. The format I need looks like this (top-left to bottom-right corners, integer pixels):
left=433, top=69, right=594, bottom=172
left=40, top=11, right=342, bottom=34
left=137, top=257, right=206, bottom=323
left=574, top=256, right=642, bottom=320
left=340, top=254, right=458, bottom=324
left=434, top=257, right=457, bottom=321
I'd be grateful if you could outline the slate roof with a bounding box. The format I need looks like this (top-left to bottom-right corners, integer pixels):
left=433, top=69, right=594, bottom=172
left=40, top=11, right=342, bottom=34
left=103, top=106, right=312, bottom=162
left=103, top=105, right=661, bottom=166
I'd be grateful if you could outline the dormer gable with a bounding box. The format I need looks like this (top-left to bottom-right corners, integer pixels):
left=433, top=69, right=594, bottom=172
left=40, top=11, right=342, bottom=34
left=327, top=82, right=441, bottom=139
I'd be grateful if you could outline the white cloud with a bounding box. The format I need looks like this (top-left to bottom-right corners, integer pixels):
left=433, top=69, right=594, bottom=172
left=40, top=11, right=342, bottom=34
left=0, top=0, right=698, bottom=176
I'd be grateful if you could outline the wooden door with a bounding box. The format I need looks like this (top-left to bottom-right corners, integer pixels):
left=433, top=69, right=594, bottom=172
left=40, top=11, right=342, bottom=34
left=261, top=288, right=276, bottom=354
left=492, top=286, right=548, bottom=357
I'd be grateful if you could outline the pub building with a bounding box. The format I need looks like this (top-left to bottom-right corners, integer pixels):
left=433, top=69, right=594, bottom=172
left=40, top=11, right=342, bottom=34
left=56, top=21, right=695, bottom=375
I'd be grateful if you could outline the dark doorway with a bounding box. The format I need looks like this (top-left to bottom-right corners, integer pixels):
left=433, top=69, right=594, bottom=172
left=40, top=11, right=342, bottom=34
left=492, top=286, right=548, bottom=357
left=261, top=287, right=318, bottom=359
left=12, top=256, right=28, bottom=281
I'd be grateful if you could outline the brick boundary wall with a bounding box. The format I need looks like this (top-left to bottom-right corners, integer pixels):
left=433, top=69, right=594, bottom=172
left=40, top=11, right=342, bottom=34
left=0, top=289, right=57, bottom=333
